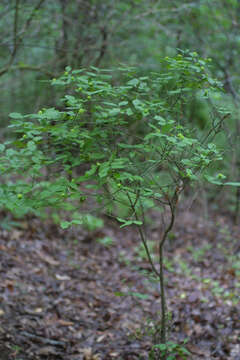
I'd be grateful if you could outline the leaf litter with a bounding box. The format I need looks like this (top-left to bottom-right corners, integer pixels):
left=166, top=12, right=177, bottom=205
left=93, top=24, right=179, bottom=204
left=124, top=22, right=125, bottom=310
left=0, top=203, right=239, bottom=359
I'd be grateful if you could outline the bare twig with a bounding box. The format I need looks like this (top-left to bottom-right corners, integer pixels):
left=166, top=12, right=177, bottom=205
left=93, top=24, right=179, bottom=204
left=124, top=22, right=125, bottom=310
left=95, top=26, right=108, bottom=67
left=11, top=63, right=55, bottom=78
left=20, top=331, right=66, bottom=347
left=0, top=0, right=46, bottom=77
left=157, top=189, right=178, bottom=347
left=126, top=191, right=160, bottom=278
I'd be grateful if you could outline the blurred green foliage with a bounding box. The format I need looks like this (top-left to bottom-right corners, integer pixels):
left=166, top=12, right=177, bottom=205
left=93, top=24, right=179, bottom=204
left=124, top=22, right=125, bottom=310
left=0, top=0, right=240, bottom=216
left=0, top=55, right=226, bottom=223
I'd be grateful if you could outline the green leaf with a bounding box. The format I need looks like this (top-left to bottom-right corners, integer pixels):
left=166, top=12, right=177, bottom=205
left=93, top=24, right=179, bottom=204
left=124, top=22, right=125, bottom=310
left=132, top=99, right=142, bottom=108
left=109, top=108, right=120, bottom=116
left=6, top=149, right=16, bottom=157
left=127, top=78, right=139, bottom=87
left=126, top=108, right=133, bottom=116
left=60, top=221, right=71, bottom=229
left=205, top=175, right=223, bottom=185
left=117, top=217, right=127, bottom=223
left=71, top=219, right=83, bottom=225
left=85, top=165, right=97, bottom=176
left=181, top=348, right=191, bottom=355
left=27, top=141, right=37, bottom=151
left=119, top=221, right=132, bottom=228
left=133, top=220, right=143, bottom=226
left=0, top=144, right=5, bottom=152
left=9, top=112, right=24, bottom=119
left=42, top=108, right=62, bottom=120
left=154, top=115, right=166, bottom=125
left=119, top=101, right=128, bottom=106
left=114, top=291, right=126, bottom=297
left=153, top=344, right=167, bottom=350
left=81, top=214, right=104, bottom=231
left=119, top=219, right=143, bottom=228
left=98, top=163, right=110, bottom=178
left=96, top=236, right=113, bottom=246
left=224, top=182, right=240, bottom=187
left=128, top=292, right=148, bottom=299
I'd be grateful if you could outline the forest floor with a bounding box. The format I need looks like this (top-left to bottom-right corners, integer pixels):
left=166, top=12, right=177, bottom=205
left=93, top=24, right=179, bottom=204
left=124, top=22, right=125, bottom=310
left=0, top=202, right=239, bottom=360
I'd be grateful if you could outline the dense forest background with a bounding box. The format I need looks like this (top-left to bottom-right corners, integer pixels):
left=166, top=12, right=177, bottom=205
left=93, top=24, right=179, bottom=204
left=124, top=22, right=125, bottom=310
left=1, top=0, right=240, bottom=215
left=0, top=1, right=240, bottom=360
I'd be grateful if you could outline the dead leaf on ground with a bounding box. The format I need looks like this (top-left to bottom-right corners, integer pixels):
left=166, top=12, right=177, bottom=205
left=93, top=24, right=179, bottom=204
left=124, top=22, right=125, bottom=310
left=83, top=348, right=101, bottom=360
left=10, top=230, right=23, bottom=241
left=36, top=346, right=59, bottom=356
left=37, top=250, right=59, bottom=266
left=58, top=319, right=74, bottom=326
left=187, top=344, right=211, bottom=357
left=55, top=273, right=71, bottom=281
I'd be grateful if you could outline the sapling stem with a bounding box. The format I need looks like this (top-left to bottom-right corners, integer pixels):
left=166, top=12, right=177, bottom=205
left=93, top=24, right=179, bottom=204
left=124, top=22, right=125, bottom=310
left=158, top=198, right=176, bottom=344
left=126, top=192, right=159, bottom=277
left=127, top=189, right=178, bottom=360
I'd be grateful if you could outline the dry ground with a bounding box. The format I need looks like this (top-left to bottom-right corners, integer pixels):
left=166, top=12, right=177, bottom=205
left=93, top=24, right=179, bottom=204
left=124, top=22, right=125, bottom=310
left=0, top=204, right=239, bottom=359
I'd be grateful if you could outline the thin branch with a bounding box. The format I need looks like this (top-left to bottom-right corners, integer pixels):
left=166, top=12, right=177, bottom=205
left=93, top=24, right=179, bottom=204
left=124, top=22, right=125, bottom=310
left=157, top=189, right=179, bottom=346
left=126, top=191, right=160, bottom=277
left=0, top=0, right=21, bottom=77
left=200, top=113, right=230, bottom=145
left=0, top=0, right=46, bottom=77
left=11, top=64, right=55, bottom=78
left=159, top=189, right=179, bottom=253
left=21, top=0, right=46, bottom=35
left=12, top=0, right=20, bottom=63
left=95, top=26, right=108, bottom=67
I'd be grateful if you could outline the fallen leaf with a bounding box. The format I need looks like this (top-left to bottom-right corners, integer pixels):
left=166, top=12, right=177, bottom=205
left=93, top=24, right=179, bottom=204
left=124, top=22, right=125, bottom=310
left=5, top=280, right=15, bottom=292
left=37, top=250, right=59, bottom=266
left=96, top=334, right=107, bottom=342
left=83, top=348, right=101, bottom=360
left=55, top=274, right=71, bottom=281
left=34, top=308, right=43, bottom=313
left=188, top=291, right=201, bottom=303
left=11, top=230, right=22, bottom=240
left=58, top=319, right=74, bottom=326
left=36, top=346, right=59, bottom=356
left=187, top=344, right=210, bottom=356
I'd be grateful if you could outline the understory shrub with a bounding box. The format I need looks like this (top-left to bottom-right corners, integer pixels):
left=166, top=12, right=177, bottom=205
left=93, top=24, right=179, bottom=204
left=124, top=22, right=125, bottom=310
left=0, top=52, right=234, bottom=359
